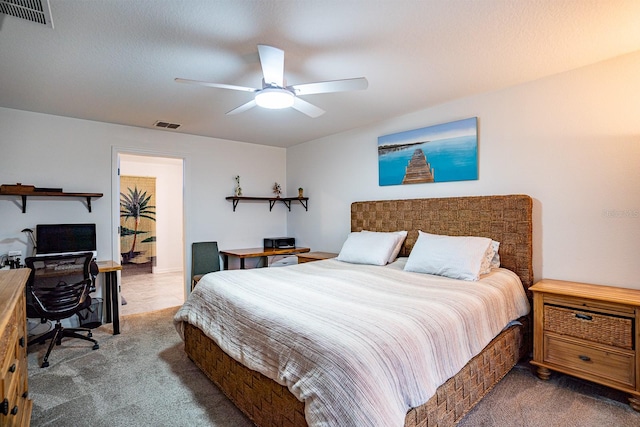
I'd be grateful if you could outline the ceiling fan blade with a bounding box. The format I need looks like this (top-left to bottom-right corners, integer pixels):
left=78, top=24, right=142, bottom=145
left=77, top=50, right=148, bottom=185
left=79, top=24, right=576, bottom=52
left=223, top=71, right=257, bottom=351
left=226, top=99, right=257, bottom=115
left=257, top=44, right=285, bottom=87
left=175, top=78, right=258, bottom=93
left=291, top=97, right=325, bottom=118
left=289, top=77, right=368, bottom=96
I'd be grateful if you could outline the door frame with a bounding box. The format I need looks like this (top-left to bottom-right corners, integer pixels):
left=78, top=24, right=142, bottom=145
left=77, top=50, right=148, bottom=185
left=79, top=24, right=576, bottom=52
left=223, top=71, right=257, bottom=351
left=111, top=146, right=187, bottom=300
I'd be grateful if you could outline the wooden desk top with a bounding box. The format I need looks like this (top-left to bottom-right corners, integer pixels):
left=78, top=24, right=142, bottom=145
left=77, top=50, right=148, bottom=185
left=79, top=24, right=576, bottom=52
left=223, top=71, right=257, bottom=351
left=220, top=247, right=310, bottom=258
left=96, top=260, right=122, bottom=273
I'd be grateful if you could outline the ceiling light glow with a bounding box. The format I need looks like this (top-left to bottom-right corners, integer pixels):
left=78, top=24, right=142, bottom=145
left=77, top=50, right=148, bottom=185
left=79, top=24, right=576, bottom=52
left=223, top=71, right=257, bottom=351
left=255, top=88, right=295, bottom=109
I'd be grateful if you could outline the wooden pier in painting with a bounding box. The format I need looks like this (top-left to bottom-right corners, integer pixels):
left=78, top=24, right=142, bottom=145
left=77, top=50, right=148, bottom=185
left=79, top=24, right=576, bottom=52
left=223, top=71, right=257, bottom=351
left=402, top=149, right=434, bottom=184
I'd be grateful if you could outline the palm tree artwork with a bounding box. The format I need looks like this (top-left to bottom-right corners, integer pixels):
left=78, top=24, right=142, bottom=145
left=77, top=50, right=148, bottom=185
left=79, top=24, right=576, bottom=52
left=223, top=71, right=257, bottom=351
left=120, top=185, right=156, bottom=263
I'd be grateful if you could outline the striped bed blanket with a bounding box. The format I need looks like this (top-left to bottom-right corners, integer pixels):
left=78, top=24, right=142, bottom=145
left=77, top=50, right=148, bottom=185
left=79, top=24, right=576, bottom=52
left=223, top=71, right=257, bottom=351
left=174, top=258, right=530, bottom=427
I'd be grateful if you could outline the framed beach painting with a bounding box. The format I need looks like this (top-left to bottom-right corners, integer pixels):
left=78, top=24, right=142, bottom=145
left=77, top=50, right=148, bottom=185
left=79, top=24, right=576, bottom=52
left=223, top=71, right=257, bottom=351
left=378, top=117, right=478, bottom=186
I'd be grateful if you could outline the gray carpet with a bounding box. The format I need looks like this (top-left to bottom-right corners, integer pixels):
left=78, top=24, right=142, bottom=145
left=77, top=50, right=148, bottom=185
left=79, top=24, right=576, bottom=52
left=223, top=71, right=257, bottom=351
left=28, top=307, right=640, bottom=426
left=28, top=307, right=251, bottom=426
left=458, top=363, right=640, bottom=427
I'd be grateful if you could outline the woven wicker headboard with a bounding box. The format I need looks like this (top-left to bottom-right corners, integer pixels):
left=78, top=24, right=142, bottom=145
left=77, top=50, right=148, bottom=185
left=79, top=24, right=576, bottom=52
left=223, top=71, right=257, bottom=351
left=351, top=194, right=533, bottom=290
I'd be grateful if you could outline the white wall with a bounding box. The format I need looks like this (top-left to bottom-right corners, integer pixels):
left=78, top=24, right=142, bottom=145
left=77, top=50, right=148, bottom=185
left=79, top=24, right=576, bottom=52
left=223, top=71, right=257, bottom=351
left=287, top=50, right=640, bottom=290
left=2, top=50, right=638, bottom=291
left=119, top=154, right=183, bottom=274
left=0, top=108, right=288, bottom=292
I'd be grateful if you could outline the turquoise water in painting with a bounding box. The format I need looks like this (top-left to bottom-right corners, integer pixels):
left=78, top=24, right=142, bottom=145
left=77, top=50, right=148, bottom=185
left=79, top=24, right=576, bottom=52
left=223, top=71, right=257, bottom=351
left=378, top=136, right=478, bottom=186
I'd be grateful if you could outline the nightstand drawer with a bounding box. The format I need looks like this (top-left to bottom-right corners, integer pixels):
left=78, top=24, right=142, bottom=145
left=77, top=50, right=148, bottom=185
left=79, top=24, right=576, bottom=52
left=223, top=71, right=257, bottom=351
left=544, top=305, right=633, bottom=349
left=544, top=334, right=635, bottom=388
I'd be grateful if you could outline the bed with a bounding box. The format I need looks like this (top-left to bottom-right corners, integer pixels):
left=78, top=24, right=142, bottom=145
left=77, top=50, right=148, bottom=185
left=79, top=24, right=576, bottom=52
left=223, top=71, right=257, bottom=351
left=174, top=194, right=533, bottom=427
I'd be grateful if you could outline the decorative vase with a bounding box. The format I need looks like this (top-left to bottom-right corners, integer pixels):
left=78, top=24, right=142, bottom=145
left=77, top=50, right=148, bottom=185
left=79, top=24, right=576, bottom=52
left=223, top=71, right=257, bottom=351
left=298, top=188, right=304, bottom=198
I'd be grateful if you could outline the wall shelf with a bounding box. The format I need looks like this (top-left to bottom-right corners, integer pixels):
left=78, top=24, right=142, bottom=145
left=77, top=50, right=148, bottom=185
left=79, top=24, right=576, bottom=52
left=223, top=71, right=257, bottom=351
left=225, top=196, right=308, bottom=212
left=0, top=184, right=103, bottom=213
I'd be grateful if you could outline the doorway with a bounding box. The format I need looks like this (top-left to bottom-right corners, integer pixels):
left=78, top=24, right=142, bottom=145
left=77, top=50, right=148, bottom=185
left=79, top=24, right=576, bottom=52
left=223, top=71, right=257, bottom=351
left=117, top=153, right=184, bottom=316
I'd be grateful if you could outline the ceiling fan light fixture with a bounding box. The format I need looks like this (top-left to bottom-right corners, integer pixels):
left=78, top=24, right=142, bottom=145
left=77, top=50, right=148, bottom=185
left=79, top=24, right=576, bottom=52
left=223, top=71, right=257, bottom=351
left=255, top=88, right=295, bottom=109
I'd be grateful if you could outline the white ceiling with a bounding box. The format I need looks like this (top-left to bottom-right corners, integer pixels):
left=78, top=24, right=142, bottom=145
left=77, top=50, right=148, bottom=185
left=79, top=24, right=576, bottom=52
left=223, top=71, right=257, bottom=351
left=1, top=0, right=639, bottom=148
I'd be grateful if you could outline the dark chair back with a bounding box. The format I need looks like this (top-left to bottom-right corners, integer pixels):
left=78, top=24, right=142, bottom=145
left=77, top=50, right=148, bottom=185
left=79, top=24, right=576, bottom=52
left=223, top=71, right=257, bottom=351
left=191, top=241, right=220, bottom=288
left=25, top=253, right=93, bottom=320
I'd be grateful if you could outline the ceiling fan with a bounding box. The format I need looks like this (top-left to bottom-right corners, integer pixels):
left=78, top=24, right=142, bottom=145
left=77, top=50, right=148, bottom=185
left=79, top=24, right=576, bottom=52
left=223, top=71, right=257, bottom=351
left=175, top=44, right=368, bottom=118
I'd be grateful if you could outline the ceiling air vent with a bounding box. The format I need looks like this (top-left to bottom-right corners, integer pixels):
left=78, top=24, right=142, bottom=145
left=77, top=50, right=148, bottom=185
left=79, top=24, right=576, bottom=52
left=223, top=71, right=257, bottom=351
left=0, top=0, right=54, bottom=28
left=154, top=121, right=181, bottom=130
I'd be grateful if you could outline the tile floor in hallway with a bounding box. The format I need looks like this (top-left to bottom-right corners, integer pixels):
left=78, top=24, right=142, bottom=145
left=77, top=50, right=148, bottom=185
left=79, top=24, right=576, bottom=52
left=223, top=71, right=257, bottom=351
left=119, top=270, right=185, bottom=316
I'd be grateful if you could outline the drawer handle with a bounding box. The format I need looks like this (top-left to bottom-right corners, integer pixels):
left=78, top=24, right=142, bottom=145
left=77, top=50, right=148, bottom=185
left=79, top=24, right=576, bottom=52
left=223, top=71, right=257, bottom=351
left=1, top=398, right=8, bottom=416
left=579, top=355, right=591, bottom=362
left=19, top=336, right=25, bottom=348
left=575, top=313, right=593, bottom=321
left=10, top=405, right=18, bottom=416
left=8, top=363, right=16, bottom=373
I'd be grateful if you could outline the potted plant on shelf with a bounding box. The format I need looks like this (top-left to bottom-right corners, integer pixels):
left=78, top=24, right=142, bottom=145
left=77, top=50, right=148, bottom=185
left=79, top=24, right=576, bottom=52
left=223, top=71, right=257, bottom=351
left=234, top=175, right=242, bottom=196
left=273, top=182, right=282, bottom=198
left=298, top=187, right=304, bottom=198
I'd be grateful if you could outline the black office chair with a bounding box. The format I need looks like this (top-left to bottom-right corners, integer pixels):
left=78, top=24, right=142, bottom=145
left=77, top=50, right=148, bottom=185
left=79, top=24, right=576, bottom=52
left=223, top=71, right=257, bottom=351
left=26, top=253, right=99, bottom=368
left=191, top=241, right=220, bottom=290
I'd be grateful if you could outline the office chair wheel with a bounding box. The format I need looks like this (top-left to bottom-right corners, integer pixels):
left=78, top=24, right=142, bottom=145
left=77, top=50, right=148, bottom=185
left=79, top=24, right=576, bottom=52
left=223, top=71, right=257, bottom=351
left=88, top=331, right=93, bottom=338
left=41, top=361, right=49, bottom=368
left=92, top=343, right=99, bottom=350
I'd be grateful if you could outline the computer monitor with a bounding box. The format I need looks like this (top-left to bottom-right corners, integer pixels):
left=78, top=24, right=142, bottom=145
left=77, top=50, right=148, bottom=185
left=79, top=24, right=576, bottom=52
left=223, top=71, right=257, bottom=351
left=35, top=223, right=97, bottom=258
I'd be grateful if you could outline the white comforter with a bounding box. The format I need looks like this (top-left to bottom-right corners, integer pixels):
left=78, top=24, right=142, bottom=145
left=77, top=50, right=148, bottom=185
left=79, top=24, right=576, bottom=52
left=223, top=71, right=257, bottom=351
left=174, top=258, right=530, bottom=427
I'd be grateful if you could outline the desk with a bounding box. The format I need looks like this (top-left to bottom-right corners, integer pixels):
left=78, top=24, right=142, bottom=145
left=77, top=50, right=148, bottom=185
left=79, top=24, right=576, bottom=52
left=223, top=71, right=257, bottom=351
left=220, top=247, right=310, bottom=270
left=96, top=260, right=122, bottom=335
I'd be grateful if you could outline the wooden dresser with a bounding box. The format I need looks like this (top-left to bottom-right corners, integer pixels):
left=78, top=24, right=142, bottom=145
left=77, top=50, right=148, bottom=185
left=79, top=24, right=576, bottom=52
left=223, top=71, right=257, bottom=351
left=530, top=279, right=640, bottom=411
left=0, top=269, right=32, bottom=427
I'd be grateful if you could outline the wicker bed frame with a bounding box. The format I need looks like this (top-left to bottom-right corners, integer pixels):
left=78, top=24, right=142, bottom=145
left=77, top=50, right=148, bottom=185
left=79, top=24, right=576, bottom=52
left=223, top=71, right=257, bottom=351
left=184, top=194, right=534, bottom=427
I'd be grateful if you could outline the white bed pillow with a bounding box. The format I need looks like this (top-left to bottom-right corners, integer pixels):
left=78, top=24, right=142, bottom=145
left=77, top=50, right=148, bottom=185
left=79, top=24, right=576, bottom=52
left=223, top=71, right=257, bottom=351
left=362, top=230, right=408, bottom=263
left=404, top=231, right=492, bottom=281
left=337, top=231, right=400, bottom=265
left=480, top=240, right=500, bottom=275
left=491, top=247, right=501, bottom=269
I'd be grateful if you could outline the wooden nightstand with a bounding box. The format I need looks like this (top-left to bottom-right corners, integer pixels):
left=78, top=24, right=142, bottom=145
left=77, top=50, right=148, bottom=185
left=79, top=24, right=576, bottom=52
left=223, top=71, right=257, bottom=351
left=297, top=252, right=338, bottom=263
left=530, top=279, right=640, bottom=411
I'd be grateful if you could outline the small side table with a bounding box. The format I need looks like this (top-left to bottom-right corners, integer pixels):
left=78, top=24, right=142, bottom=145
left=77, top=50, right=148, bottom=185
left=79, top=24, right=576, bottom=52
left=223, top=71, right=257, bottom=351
left=530, top=279, right=640, bottom=411
left=297, top=252, right=338, bottom=263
